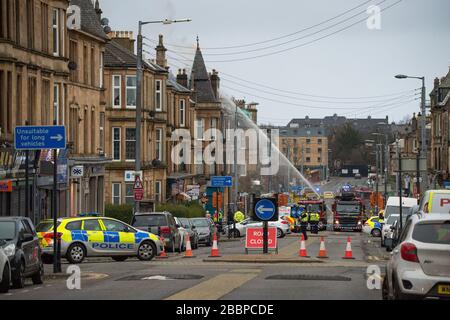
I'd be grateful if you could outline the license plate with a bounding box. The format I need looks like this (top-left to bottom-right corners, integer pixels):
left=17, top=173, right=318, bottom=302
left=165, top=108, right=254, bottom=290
left=438, top=285, right=450, bottom=295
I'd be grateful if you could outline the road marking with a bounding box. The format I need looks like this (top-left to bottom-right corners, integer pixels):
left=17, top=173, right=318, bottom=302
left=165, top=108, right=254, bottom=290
left=33, top=287, right=42, bottom=290
left=164, top=269, right=260, bottom=300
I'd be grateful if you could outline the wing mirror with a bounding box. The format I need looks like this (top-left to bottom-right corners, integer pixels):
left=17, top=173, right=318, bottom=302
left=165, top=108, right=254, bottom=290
left=21, top=233, right=34, bottom=243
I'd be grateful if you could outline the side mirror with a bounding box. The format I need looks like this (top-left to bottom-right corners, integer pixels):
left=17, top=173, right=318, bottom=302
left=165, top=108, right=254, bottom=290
left=21, top=233, right=34, bottom=243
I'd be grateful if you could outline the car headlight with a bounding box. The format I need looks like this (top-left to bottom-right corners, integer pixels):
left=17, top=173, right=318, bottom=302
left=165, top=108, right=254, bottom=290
left=335, top=220, right=339, bottom=224
left=357, top=221, right=362, bottom=225
left=3, top=244, right=16, bottom=257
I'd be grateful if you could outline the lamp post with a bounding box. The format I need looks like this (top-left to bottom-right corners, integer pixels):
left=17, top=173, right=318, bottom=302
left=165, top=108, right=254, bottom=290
left=135, top=18, right=191, bottom=213
left=372, top=131, right=389, bottom=204
left=395, top=74, right=426, bottom=196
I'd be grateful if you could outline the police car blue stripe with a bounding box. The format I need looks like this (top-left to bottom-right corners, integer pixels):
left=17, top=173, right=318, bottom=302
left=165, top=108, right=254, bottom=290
left=135, top=232, right=148, bottom=244
left=71, top=230, right=88, bottom=242
left=104, top=231, right=120, bottom=243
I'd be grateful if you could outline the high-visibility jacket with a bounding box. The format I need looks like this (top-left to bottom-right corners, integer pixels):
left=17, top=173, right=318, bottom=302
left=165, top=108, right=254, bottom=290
left=310, top=213, right=320, bottom=222
left=301, top=212, right=309, bottom=223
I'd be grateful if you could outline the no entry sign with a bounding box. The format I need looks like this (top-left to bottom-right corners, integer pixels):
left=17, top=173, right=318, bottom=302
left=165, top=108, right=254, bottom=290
left=245, top=227, right=277, bottom=250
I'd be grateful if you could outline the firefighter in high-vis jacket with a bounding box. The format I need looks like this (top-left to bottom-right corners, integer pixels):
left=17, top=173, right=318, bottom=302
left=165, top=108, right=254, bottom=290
left=309, top=212, right=320, bottom=234
left=300, top=211, right=309, bottom=240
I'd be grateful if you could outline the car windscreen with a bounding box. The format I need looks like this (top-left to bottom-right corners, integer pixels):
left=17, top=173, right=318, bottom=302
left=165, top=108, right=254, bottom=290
left=0, top=221, right=16, bottom=240
left=336, top=203, right=360, bottom=214
left=306, top=204, right=322, bottom=212
left=386, top=215, right=409, bottom=226
left=191, top=219, right=210, bottom=227
left=412, top=222, right=450, bottom=245
left=178, top=218, right=191, bottom=229
left=36, top=221, right=58, bottom=232
left=385, top=205, right=413, bottom=216
left=132, top=215, right=167, bottom=227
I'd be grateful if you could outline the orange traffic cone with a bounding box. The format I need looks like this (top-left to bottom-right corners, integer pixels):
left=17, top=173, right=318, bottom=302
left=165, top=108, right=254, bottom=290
left=209, top=230, right=221, bottom=257
left=157, top=235, right=168, bottom=259
left=184, top=234, right=195, bottom=258
left=342, top=236, right=355, bottom=259
left=299, top=234, right=309, bottom=257
left=317, top=236, right=328, bottom=258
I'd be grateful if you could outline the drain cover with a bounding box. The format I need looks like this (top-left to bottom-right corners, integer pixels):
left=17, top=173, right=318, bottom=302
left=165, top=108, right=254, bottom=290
left=266, top=274, right=351, bottom=281
left=116, top=274, right=204, bottom=281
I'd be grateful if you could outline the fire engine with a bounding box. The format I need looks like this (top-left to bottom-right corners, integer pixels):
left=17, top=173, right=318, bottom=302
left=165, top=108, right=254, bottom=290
left=332, top=191, right=365, bottom=232
left=298, top=194, right=327, bottom=231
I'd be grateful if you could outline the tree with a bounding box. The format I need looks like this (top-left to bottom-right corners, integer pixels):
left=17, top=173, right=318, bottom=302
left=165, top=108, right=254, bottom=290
left=331, top=123, right=365, bottom=164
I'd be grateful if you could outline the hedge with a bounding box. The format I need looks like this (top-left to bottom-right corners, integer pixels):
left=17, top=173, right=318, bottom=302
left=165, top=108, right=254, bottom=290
left=104, top=201, right=206, bottom=223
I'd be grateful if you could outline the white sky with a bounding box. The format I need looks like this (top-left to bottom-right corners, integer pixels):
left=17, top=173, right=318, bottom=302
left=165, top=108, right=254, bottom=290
left=99, top=0, right=450, bottom=126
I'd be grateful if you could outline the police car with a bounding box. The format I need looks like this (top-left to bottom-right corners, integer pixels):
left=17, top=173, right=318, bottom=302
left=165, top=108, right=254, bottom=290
left=36, top=216, right=163, bottom=264
left=362, top=215, right=383, bottom=237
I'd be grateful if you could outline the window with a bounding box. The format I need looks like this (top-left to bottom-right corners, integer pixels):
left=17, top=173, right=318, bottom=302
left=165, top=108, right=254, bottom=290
left=318, top=148, right=322, bottom=154
left=69, top=40, right=78, bottom=82
left=91, top=108, right=96, bottom=150
left=126, top=75, right=136, bottom=108
left=99, top=52, right=104, bottom=88
left=125, top=128, right=136, bottom=161
left=41, top=3, right=48, bottom=53
left=66, top=221, right=82, bottom=231
left=112, top=127, right=121, bottom=161
left=83, top=219, right=102, bottom=231
left=112, top=75, right=121, bottom=108
left=306, top=148, right=311, bottom=154
left=83, top=45, right=88, bottom=84
left=90, top=47, right=95, bottom=86
left=99, top=112, right=105, bottom=153
left=27, top=77, right=36, bottom=125
left=53, top=83, right=59, bottom=124
left=155, top=80, right=162, bottom=111
left=102, top=219, right=130, bottom=232
left=155, top=128, right=163, bottom=161
left=125, top=183, right=134, bottom=204
left=70, top=107, right=79, bottom=151
left=210, top=118, right=217, bottom=141
left=112, top=183, right=121, bottom=204
left=155, top=181, right=162, bottom=202
left=196, top=119, right=204, bottom=140
left=318, top=157, right=322, bottom=163
left=318, top=139, right=322, bottom=144
left=16, top=74, right=22, bottom=126
left=306, top=139, right=311, bottom=144
left=41, top=80, right=50, bottom=125
left=26, top=0, right=34, bottom=49
left=306, top=157, right=311, bottom=162
left=179, top=99, right=186, bottom=127
left=52, top=9, right=59, bottom=56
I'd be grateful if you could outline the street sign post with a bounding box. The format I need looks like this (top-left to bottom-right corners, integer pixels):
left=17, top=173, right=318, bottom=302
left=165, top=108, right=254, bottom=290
left=245, top=227, right=277, bottom=254
left=134, top=175, right=144, bottom=202
left=211, top=176, right=233, bottom=187
left=253, top=197, right=278, bottom=254
left=14, top=126, right=66, bottom=150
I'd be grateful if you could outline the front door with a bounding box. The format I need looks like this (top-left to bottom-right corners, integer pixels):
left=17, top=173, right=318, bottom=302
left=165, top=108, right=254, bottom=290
left=101, top=219, right=135, bottom=254
left=82, top=219, right=104, bottom=255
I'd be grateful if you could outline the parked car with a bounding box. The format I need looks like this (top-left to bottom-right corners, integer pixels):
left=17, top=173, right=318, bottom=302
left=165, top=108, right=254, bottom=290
left=383, top=213, right=450, bottom=300
left=354, top=173, right=362, bottom=179
left=381, top=211, right=412, bottom=247
left=0, top=217, right=44, bottom=288
left=0, top=246, right=10, bottom=293
left=38, top=217, right=162, bottom=263
left=224, top=218, right=290, bottom=238
left=323, top=191, right=335, bottom=199
left=131, top=212, right=182, bottom=252
left=190, top=218, right=215, bottom=246
left=177, top=217, right=199, bottom=249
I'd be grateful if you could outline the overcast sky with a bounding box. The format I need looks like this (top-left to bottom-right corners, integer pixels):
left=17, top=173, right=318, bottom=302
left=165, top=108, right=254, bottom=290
left=99, top=0, right=450, bottom=126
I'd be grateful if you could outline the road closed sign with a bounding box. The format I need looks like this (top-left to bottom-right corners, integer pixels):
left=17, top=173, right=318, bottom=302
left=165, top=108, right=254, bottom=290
left=245, top=227, right=277, bottom=250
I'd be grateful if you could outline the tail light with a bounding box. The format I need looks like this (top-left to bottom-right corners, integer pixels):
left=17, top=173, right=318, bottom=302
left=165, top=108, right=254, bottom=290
left=401, top=242, right=419, bottom=263
left=160, top=226, right=170, bottom=234
left=281, top=220, right=289, bottom=225
left=43, top=232, right=63, bottom=239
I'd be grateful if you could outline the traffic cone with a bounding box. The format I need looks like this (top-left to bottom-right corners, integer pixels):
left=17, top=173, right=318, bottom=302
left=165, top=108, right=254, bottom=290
left=342, top=236, right=355, bottom=259
left=183, top=234, right=195, bottom=258
left=157, top=235, right=168, bottom=259
left=299, top=234, right=309, bottom=258
left=209, top=230, right=221, bottom=257
left=317, top=236, right=328, bottom=258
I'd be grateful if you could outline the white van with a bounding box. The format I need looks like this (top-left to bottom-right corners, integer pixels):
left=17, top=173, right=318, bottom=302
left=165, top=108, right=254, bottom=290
left=381, top=196, right=417, bottom=247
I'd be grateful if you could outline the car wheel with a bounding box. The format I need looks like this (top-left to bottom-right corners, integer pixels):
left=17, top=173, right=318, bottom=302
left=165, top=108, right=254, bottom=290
left=277, top=228, right=283, bottom=238
left=66, top=243, right=86, bottom=264
left=137, top=241, right=156, bottom=261
left=31, top=263, right=44, bottom=285
left=371, top=228, right=381, bottom=238
left=112, top=256, right=128, bottom=262
left=12, top=260, right=25, bottom=289
left=0, top=263, right=10, bottom=293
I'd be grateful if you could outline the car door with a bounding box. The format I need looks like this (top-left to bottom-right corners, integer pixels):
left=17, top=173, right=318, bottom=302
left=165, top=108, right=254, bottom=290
left=169, top=215, right=180, bottom=249
left=82, top=219, right=105, bottom=255
left=17, top=221, right=33, bottom=274
left=101, top=219, right=136, bottom=254
left=22, top=219, right=40, bottom=272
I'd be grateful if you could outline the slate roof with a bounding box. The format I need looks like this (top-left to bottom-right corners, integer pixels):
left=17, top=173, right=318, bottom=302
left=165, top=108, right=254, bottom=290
left=104, top=41, right=167, bottom=72
left=190, top=45, right=217, bottom=103
left=167, top=73, right=191, bottom=93
left=260, top=125, right=326, bottom=137
left=69, top=0, right=108, bottom=40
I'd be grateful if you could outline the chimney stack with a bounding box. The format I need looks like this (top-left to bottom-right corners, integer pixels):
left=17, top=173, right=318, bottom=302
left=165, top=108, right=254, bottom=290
left=94, top=0, right=102, bottom=22
left=210, top=69, right=220, bottom=99
left=109, top=31, right=135, bottom=52
left=155, top=34, right=167, bottom=68
left=177, top=69, right=188, bottom=88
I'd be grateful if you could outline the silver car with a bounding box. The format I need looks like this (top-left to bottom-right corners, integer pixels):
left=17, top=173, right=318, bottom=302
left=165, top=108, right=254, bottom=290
left=0, top=247, right=10, bottom=293
left=383, top=213, right=450, bottom=300
left=224, top=218, right=290, bottom=238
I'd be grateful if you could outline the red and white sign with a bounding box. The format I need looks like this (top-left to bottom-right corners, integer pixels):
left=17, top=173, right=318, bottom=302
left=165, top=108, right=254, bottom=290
left=0, top=180, right=13, bottom=193
left=134, top=175, right=144, bottom=201
left=245, top=227, right=277, bottom=250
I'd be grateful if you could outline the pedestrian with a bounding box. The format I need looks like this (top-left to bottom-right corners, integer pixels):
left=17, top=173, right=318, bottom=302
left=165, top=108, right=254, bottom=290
left=300, top=210, right=309, bottom=241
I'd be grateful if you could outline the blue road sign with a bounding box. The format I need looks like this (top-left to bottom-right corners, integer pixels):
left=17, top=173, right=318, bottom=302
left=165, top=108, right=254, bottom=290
left=211, top=176, right=233, bottom=188
left=254, top=199, right=276, bottom=221
left=15, top=126, right=66, bottom=150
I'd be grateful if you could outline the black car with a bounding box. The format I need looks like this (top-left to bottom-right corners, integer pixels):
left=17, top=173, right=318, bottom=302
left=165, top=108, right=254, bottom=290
left=131, top=212, right=182, bottom=252
left=0, top=217, right=44, bottom=288
left=177, top=217, right=200, bottom=249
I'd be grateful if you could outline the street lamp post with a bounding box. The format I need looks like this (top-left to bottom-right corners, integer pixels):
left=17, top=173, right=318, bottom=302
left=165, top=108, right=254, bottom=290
left=135, top=18, right=191, bottom=213
left=395, top=74, right=426, bottom=196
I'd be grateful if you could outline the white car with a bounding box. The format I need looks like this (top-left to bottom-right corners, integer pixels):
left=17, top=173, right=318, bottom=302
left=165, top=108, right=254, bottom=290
left=0, top=246, right=10, bottom=293
left=381, top=211, right=412, bottom=247
left=383, top=213, right=450, bottom=300
left=223, top=218, right=290, bottom=238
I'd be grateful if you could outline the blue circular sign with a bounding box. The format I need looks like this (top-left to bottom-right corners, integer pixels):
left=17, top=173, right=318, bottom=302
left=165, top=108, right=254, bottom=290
left=255, top=199, right=276, bottom=221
